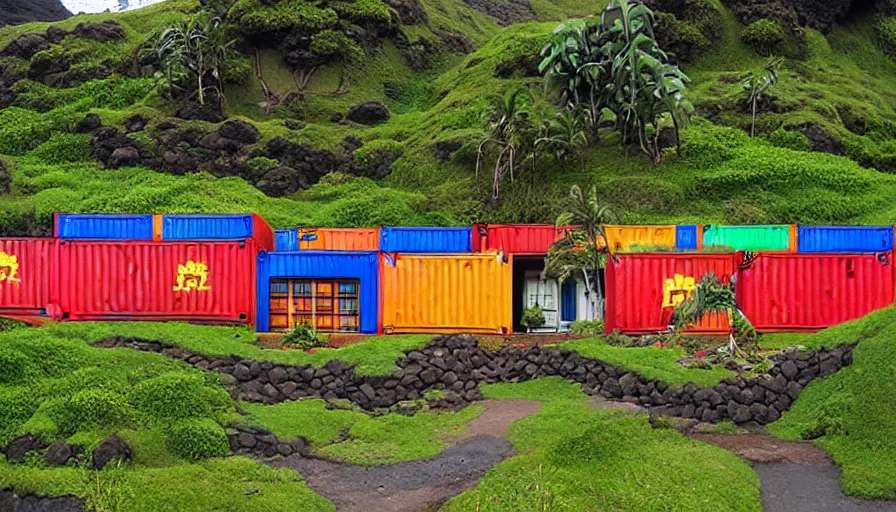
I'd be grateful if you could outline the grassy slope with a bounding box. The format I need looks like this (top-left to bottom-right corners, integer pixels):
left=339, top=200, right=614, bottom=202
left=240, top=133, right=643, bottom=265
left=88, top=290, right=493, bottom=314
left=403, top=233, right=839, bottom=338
left=768, top=306, right=896, bottom=499
left=445, top=377, right=761, bottom=512
left=42, top=322, right=431, bottom=375
left=0, top=323, right=332, bottom=510
left=241, top=399, right=483, bottom=465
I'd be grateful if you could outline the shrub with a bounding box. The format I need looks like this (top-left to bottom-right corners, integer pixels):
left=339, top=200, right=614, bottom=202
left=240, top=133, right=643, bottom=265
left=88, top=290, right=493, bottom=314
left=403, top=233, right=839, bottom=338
left=0, top=389, right=38, bottom=445
left=569, top=321, right=605, bottom=336
left=282, top=321, right=325, bottom=350
left=742, top=19, right=785, bottom=56
left=874, top=16, right=896, bottom=54
left=167, top=418, right=229, bottom=460
left=768, top=128, right=811, bottom=151
left=56, top=389, right=131, bottom=434
left=130, top=372, right=230, bottom=423
left=521, top=306, right=546, bottom=330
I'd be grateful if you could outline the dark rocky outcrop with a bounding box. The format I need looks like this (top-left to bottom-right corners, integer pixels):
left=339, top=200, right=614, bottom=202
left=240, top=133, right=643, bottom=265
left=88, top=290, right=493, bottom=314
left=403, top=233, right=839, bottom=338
left=4, top=434, right=47, bottom=462
left=799, top=123, right=845, bottom=155
left=175, top=102, right=226, bottom=123
left=76, top=113, right=102, bottom=133
left=0, top=0, right=70, bottom=28
left=95, top=335, right=856, bottom=426
left=44, top=441, right=79, bottom=466
left=72, top=21, right=126, bottom=42
left=228, top=426, right=307, bottom=458
left=123, top=115, right=148, bottom=133
left=218, top=119, right=261, bottom=144
left=724, top=0, right=895, bottom=35
left=462, top=0, right=537, bottom=25
left=0, top=490, right=84, bottom=512
left=493, top=54, right=541, bottom=79
left=385, top=0, right=429, bottom=24
left=0, top=33, right=51, bottom=59
left=431, top=140, right=463, bottom=161
left=255, top=166, right=308, bottom=197
left=92, top=435, right=132, bottom=470
left=346, top=102, right=391, bottom=125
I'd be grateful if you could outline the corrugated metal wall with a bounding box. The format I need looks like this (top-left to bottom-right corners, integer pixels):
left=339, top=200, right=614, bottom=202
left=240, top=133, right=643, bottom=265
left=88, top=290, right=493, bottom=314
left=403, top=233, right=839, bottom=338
left=605, top=252, right=739, bottom=334
left=738, top=252, right=894, bottom=331
left=604, top=225, right=677, bottom=252
left=298, top=228, right=380, bottom=251
left=380, top=253, right=511, bottom=334
left=55, top=214, right=155, bottom=240
left=380, top=227, right=473, bottom=253
left=256, top=252, right=379, bottom=334
left=0, top=238, right=57, bottom=316
left=797, top=226, right=894, bottom=253
left=162, top=213, right=274, bottom=251
left=275, top=230, right=298, bottom=252
left=703, top=225, right=795, bottom=251
left=473, top=224, right=570, bottom=255
left=675, top=225, right=701, bottom=251
left=57, top=240, right=256, bottom=323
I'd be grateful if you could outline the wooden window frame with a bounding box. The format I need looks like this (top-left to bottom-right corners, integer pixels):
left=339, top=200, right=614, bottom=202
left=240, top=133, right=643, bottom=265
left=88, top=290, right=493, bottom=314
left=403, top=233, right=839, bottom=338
left=269, top=278, right=361, bottom=333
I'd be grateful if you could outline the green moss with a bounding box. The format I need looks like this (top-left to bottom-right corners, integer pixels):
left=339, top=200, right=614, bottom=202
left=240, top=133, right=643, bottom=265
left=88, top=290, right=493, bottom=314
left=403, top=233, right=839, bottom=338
left=741, top=19, right=786, bottom=56
left=230, top=0, right=338, bottom=34
left=167, top=418, right=230, bottom=460
left=130, top=372, right=231, bottom=423
left=481, top=376, right=588, bottom=402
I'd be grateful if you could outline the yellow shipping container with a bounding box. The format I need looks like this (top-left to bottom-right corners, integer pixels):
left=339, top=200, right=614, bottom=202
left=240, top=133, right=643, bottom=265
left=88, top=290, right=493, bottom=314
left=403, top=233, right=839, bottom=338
left=603, top=225, right=677, bottom=253
left=298, top=228, right=380, bottom=251
left=380, top=253, right=512, bottom=334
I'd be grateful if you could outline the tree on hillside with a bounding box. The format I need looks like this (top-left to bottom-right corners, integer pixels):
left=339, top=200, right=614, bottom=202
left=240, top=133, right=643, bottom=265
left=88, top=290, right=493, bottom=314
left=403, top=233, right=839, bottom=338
left=477, top=88, right=532, bottom=202
left=742, top=57, right=783, bottom=137
left=539, top=0, right=692, bottom=162
left=671, top=272, right=757, bottom=356
left=546, top=185, right=617, bottom=321
left=156, top=13, right=237, bottom=105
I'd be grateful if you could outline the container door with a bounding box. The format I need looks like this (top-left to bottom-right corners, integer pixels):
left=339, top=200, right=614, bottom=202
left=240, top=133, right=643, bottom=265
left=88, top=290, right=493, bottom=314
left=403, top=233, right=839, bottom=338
left=524, top=271, right=559, bottom=332
left=561, top=280, right=577, bottom=327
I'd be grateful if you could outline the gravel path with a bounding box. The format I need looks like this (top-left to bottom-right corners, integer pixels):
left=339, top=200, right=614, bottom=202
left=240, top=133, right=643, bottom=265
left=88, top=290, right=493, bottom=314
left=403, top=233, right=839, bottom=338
left=273, top=399, right=542, bottom=512
left=694, top=433, right=896, bottom=512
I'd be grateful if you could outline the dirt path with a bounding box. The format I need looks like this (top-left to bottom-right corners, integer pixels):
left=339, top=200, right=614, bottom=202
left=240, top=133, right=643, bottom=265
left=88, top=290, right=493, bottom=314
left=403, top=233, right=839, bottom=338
left=693, top=433, right=896, bottom=512
left=273, top=399, right=542, bottom=512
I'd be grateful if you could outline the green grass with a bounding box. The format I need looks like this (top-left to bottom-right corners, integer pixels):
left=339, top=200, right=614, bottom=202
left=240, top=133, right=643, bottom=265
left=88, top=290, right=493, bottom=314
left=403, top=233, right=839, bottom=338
left=0, top=456, right=334, bottom=511
left=240, top=399, right=483, bottom=465
left=41, top=322, right=432, bottom=375
left=481, top=376, right=590, bottom=402
left=768, top=306, right=896, bottom=499
left=442, top=400, right=761, bottom=512
left=562, top=337, right=736, bottom=387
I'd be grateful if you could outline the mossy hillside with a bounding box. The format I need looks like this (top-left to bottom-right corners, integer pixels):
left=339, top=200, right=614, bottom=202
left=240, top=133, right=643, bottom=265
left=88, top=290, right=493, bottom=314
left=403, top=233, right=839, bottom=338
left=768, top=306, right=896, bottom=499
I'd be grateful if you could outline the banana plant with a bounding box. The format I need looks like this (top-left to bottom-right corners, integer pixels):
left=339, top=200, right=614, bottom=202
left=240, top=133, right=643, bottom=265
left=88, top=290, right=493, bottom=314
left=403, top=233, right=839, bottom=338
left=671, top=273, right=757, bottom=357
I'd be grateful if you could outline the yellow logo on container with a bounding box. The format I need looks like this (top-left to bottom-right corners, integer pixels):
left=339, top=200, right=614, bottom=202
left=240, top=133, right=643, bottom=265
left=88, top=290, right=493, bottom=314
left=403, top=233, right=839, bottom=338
left=173, top=260, right=211, bottom=292
left=662, top=274, right=695, bottom=308
left=0, top=251, right=20, bottom=283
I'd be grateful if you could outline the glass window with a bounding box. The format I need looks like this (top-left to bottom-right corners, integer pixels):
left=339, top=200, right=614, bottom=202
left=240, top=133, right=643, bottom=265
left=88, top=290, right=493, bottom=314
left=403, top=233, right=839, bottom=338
left=269, top=279, right=361, bottom=333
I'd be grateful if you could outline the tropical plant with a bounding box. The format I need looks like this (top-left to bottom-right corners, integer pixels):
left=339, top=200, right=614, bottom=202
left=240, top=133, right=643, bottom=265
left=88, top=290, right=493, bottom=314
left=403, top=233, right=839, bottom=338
left=521, top=306, right=547, bottom=331
left=281, top=321, right=325, bottom=350
left=670, top=273, right=757, bottom=356
left=535, top=109, right=590, bottom=164
left=546, top=185, right=618, bottom=321
left=476, top=88, right=532, bottom=202
left=742, top=57, right=783, bottom=137
left=156, top=13, right=237, bottom=104
left=539, top=0, right=693, bottom=162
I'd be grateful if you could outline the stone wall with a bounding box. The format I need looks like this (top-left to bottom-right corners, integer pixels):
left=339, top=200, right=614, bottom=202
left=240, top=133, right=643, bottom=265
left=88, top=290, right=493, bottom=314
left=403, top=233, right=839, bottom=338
left=0, top=489, right=83, bottom=512
left=96, top=336, right=855, bottom=426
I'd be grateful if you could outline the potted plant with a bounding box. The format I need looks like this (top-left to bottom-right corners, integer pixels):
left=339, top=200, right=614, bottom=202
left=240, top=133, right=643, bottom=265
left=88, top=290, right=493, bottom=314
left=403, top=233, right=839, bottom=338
left=521, top=305, right=547, bottom=333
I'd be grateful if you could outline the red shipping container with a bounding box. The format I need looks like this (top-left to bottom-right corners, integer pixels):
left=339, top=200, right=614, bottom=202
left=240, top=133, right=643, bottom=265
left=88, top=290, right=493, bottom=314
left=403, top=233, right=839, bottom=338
left=605, top=252, right=740, bottom=335
left=473, top=224, right=576, bottom=255
left=738, top=251, right=894, bottom=332
left=58, top=240, right=256, bottom=324
left=0, top=239, right=57, bottom=319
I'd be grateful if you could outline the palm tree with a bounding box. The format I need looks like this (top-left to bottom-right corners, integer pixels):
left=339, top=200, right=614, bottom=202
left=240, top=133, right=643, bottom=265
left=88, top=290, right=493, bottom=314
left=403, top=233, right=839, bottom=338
left=157, top=13, right=236, bottom=105
left=535, top=110, right=589, bottom=163
left=743, top=57, right=783, bottom=137
left=671, top=273, right=756, bottom=356
left=546, top=185, right=618, bottom=321
left=476, top=88, right=531, bottom=202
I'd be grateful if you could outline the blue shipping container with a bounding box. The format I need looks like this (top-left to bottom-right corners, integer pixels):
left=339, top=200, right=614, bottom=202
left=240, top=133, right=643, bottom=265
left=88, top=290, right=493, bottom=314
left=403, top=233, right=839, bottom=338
left=162, top=214, right=253, bottom=240
left=256, top=251, right=379, bottom=334
left=56, top=214, right=154, bottom=240
left=798, top=226, right=894, bottom=253
left=275, top=229, right=298, bottom=252
left=380, top=227, right=473, bottom=253
left=676, top=225, right=699, bottom=251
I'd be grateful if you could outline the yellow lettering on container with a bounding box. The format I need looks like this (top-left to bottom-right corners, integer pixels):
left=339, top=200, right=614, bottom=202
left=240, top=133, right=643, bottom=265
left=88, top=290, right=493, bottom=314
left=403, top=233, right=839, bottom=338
left=0, top=251, right=20, bottom=283
left=662, top=274, right=695, bottom=308
left=173, top=260, right=211, bottom=292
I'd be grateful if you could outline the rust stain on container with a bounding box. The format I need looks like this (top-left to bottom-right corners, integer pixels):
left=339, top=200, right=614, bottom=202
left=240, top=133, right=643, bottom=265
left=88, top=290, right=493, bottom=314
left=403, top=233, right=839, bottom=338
left=380, top=253, right=511, bottom=334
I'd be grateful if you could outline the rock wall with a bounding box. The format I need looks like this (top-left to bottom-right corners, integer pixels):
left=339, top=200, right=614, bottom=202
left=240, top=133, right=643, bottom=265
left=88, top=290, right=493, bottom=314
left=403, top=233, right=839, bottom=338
left=0, top=0, right=71, bottom=28
left=96, top=335, right=855, bottom=426
left=0, top=489, right=84, bottom=512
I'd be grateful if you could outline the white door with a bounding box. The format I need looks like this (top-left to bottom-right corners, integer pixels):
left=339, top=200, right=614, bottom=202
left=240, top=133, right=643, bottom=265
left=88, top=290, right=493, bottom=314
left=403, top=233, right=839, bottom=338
left=524, top=271, right=559, bottom=332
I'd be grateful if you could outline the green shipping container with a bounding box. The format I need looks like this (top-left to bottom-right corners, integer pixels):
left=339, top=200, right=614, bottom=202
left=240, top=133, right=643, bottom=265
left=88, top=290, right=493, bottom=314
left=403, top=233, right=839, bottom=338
left=702, top=225, right=795, bottom=251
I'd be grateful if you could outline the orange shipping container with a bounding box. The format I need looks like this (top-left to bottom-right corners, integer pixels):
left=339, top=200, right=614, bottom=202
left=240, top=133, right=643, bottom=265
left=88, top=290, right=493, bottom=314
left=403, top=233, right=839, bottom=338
left=298, top=228, right=380, bottom=251
left=380, top=253, right=511, bottom=334
left=604, top=225, right=677, bottom=253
